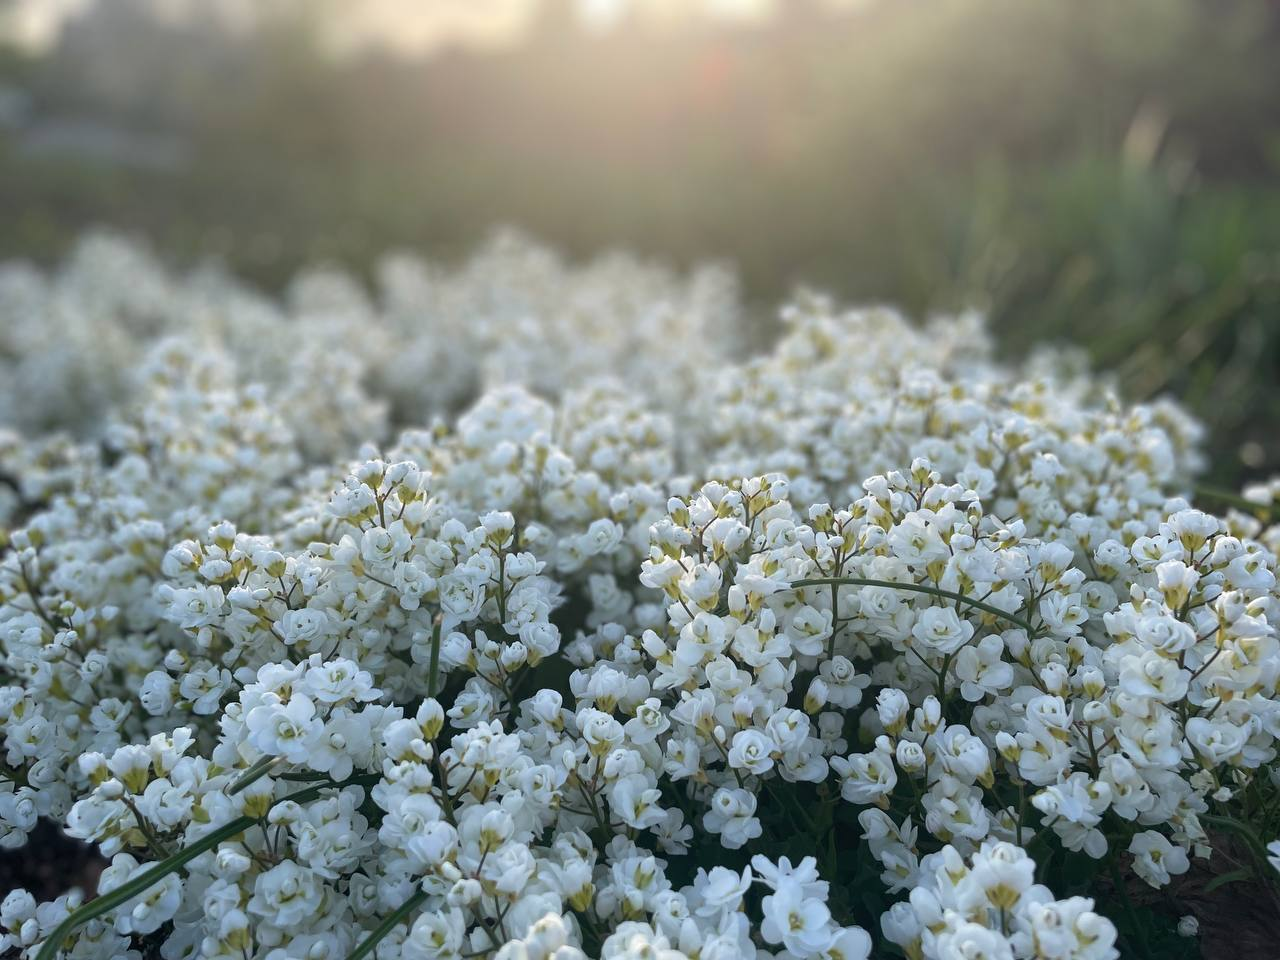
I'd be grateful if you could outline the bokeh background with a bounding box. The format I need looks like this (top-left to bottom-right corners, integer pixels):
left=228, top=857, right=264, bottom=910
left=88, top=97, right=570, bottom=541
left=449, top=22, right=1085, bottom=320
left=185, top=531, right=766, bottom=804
left=1, top=0, right=1278, bottom=488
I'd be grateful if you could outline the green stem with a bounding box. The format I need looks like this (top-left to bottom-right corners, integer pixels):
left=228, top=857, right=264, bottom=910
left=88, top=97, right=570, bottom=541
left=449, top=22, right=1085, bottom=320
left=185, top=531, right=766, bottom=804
left=937, top=649, right=956, bottom=703
left=120, top=796, right=172, bottom=860
left=427, top=613, right=444, bottom=697
left=346, top=888, right=429, bottom=960
left=790, top=577, right=1037, bottom=636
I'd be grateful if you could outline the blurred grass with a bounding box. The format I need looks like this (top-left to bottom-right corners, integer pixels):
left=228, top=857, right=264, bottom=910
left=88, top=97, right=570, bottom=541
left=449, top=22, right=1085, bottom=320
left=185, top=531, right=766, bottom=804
left=0, top=0, right=1277, bottom=485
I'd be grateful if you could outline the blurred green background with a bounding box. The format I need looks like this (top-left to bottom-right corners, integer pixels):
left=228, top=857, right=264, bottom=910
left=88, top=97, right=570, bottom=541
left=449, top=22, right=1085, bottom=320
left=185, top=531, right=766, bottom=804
left=1, top=0, right=1278, bottom=487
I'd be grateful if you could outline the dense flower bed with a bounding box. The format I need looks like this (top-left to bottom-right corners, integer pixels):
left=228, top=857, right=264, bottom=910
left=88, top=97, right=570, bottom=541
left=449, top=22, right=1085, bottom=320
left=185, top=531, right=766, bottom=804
left=0, top=235, right=1278, bottom=960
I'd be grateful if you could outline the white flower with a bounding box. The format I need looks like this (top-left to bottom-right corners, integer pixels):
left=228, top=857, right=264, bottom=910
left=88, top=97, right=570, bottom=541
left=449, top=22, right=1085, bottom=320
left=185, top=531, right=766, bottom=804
left=934, top=921, right=1014, bottom=960
left=246, top=861, right=324, bottom=929
left=693, top=865, right=752, bottom=918
left=623, top=697, right=670, bottom=745
left=703, top=787, right=761, bottom=850
left=439, top=569, right=488, bottom=623
left=279, top=608, right=332, bottom=647
left=1128, top=831, right=1190, bottom=888
left=303, top=658, right=378, bottom=704
left=309, top=713, right=372, bottom=781
left=578, top=709, right=624, bottom=756
left=138, top=671, right=176, bottom=715
left=360, top=522, right=411, bottom=568
left=166, top=584, right=225, bottom=629
left=582, top=518, right=624, bottom=556
left=760, top=882, right=836, bottom=956
left=822, top=926, right=872, bottom=960
left=831, top=744, right=897, bottom=804
left=888, top=516, right=950, bottom=567
left=911, top=606, right=974, bottom=656
left=246, top=695, right=323, bottom=763
left=100, top=854, right=182, bottom=936
left=727, top=729, right=776, bottom=776
left=609, top=774, right=666, bottom=830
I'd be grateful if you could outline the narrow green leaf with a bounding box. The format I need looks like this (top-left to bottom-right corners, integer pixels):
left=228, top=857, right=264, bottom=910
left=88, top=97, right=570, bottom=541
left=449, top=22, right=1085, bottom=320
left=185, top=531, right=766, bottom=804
left=347, top=888, right=428, bottom=960
left=1202, top=813, right=1271, bottom=860
left=789, top=576, right=1039, bottom=636
left=427, top=614, right=443, bottom=697
left=1193, top=485, right=1275, bottom=520
left=1204, top=867, right=1253, bottom=894
left=227, top=755, right=279, bottom=795
left=35, top=813, right=255, bottom=960
left=36, top=773, right=382, bottom=959
left=279, top=774, right=380, bottom=807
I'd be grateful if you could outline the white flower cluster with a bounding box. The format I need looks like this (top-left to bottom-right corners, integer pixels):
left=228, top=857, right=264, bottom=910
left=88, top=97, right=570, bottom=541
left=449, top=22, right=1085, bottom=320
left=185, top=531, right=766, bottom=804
left=0, top=237, right=1278, bottom=960
left=0, top=231, right=735, bottom=461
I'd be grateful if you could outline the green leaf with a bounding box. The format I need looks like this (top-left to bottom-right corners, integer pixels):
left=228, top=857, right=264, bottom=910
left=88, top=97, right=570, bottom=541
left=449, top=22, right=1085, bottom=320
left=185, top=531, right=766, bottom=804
left=346, top=888, right=428, bottom=960
left=227, top=755, right=279, bottom=795
left=427, top=615, right=443, bottom=697
left=789, top=576, right=1039, bottom=635
left=35, top=813, right=256, bottom=960
left=36, top=774, right=381, bottom=960
left=1204, top=867, right=1254, bottom=894
left=1202, top=813, right=1271, bottom=861
left=1193, top=485, right=1276, bottom=521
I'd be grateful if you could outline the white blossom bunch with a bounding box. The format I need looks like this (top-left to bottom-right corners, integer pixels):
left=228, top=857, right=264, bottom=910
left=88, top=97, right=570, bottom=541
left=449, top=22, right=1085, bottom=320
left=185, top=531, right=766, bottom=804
left=0, top=237, right=1278, bottom=960
left=0, top=231, right=736, bottom=457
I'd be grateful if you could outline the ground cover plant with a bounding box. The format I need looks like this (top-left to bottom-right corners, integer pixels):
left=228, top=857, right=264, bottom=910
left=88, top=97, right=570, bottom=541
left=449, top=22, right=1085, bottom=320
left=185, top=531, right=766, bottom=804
left=0, top=234, right=1279, bottom=959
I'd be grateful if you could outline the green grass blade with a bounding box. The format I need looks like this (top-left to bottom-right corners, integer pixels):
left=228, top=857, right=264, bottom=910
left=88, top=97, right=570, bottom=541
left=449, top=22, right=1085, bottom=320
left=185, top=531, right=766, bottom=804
left=1194, top=485, right=1275, bottom=520
left=227, top=755, right=279, bottom=795
left=346, top=888, right=428, bottom=960
left=427, top=615, right=443, bottom=697
left=35, top=814, right=255, bottom=960
left=36, top=772, right=382, bottom=958
left=789, top=576, right=1038, bottom=635
left=1204, top=867, right=1254, bottom=894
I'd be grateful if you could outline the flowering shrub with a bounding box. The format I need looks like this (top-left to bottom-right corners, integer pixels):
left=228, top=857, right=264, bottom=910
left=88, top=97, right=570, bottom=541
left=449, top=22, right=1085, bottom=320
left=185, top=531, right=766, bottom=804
left=0, top=234, right=1278, bottom=960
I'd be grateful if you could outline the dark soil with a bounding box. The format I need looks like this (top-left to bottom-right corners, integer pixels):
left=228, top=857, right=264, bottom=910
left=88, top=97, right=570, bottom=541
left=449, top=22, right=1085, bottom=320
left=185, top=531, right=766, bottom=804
left=0, top=819, right=104, bottom=904
left=0, top=820, right=105, bottom=958
left=1122, top=831, right=1280, bottom=960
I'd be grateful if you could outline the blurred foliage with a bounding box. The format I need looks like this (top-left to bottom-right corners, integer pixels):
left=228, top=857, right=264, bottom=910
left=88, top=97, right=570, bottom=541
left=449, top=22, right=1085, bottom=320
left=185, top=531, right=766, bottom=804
left=0, top=0, right=1278, bottom=485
